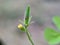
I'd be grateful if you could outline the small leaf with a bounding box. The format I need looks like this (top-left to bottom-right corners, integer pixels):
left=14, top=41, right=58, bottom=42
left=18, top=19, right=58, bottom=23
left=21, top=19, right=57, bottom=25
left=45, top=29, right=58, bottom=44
left=19, top=20, right=24, bottom=25
left=44, top=28, right=60, bottom=45
left=52, top=16, right=60, bottom=30
left=24, top=5, right=31, bottom=26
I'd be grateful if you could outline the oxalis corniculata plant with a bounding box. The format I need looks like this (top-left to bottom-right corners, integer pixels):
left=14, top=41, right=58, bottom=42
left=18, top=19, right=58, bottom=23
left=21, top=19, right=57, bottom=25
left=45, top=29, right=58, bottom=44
left=17, top=5, right=34, bottom=45
left=44, top=16, right=60, bottom=45
left=17, top=5, right=60, bottom=45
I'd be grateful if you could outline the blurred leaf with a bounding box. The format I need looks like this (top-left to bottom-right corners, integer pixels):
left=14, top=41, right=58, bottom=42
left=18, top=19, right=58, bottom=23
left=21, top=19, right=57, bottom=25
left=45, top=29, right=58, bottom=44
left=19, top=20, right=24, bottom=25
left=44, top=28, right=60, bottom=45
left=52, top=16, right=60, bottom=30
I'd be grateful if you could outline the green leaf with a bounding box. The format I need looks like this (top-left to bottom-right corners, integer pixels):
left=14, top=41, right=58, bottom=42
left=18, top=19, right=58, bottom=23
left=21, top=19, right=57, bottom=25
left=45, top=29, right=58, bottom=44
left=44, top=28, right=60, bottom=45
left=24, top=5, right=31, bottom=26
left=52, top=16, right=60, bottom=30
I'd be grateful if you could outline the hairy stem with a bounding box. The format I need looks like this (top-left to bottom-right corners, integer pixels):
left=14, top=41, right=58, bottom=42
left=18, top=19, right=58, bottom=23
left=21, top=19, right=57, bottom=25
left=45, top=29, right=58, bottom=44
left=26, top=29, right=34, bottom=45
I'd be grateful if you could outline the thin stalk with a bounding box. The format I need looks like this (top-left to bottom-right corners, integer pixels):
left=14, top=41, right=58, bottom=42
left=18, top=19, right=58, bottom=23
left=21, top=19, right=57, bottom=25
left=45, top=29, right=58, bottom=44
left=26, top=29, right=34, bottom=45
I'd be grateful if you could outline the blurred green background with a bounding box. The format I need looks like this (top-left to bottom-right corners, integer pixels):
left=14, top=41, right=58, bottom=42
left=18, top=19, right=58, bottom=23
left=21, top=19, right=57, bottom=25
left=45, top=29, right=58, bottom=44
left=0, top=0, right=60, bottom=45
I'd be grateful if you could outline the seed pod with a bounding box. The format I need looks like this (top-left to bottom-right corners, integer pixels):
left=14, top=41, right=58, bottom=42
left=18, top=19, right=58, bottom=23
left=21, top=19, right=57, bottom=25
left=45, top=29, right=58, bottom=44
left=24, top=5, right=30, bottom=26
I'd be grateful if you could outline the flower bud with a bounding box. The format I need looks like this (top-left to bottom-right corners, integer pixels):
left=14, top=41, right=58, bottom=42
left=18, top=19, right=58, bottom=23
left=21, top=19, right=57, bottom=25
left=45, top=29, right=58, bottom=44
left=18, top=24, right=25, bottom=32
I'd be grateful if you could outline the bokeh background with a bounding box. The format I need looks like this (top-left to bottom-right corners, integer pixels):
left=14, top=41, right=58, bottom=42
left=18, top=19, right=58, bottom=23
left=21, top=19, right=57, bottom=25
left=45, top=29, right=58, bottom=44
left=0, top=0, right=60, bottom=45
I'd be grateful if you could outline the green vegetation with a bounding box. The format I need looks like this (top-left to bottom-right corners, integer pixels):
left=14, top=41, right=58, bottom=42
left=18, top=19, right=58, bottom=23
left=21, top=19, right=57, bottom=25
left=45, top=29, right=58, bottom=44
left=18, top=5, right=34, bottom=45
left=44, top=16, right=60, bottom=45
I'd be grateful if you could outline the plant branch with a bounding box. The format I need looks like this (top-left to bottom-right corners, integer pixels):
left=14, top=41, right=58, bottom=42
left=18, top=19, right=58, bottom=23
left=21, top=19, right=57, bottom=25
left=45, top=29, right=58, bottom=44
left=26, top=29, right=34, bottom=45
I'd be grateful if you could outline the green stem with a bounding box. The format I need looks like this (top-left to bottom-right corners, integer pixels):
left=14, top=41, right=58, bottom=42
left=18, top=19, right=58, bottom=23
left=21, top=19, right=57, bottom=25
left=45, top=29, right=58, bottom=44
left=26, top=29, right=34, bottom=45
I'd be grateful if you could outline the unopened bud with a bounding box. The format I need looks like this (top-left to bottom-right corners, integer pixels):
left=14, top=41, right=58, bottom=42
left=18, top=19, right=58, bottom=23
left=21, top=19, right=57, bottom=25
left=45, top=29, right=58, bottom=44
left=18, top=24, right=25, bottom=32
